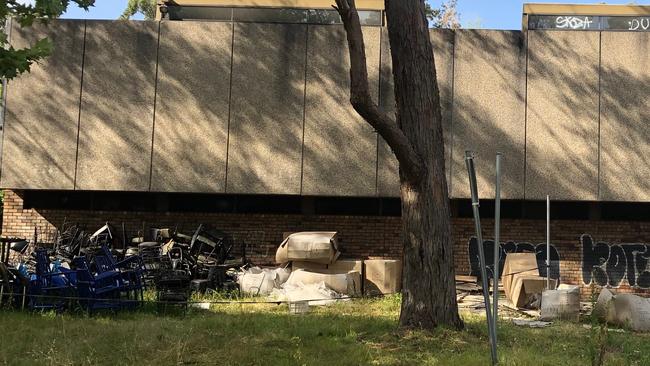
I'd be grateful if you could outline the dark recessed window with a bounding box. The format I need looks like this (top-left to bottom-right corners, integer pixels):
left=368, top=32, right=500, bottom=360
left=166, top=6, right=383, bottom=26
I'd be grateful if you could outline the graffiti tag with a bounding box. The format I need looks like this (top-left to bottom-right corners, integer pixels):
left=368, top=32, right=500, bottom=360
left=468, top=238, right=560, bottom=280
left=629, top=18, right=650, bottom=31
left=581, top=234, right=650, bottom=289
left=556, top=16, right=594, bottom=30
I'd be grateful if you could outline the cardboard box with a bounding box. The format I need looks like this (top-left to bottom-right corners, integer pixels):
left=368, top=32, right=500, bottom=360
left=364, top=259, right=402, bottom=295
left=328, top=259, right=363, bottom=273
left=502, top=253, right=555, bottom=308
left=291, top=261, right=327, bottom=272
left=275, top=232, right=340, bottom=264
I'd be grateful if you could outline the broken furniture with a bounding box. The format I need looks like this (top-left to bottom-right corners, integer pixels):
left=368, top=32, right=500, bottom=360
left=28, top=249, right=75, bottom=311
left=72, top=256, right=125, bottom=313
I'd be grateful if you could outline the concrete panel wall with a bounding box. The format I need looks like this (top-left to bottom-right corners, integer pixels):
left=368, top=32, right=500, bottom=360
left=76, top=21, right=158, bottom=191
left=227, top=23, right=306, bottom=194
left=376, top=29, right=455, bottom=197
left=451, top=30, right=526, bottom=199
left=302, top=26, right=380, bottom=196
left=151, top=21, right=232, bottom=192
left=599, top=32, right=650, bottom=201
left=525, top=31, right=599, bottom=200
left=0, top=20, right=84, bottom=189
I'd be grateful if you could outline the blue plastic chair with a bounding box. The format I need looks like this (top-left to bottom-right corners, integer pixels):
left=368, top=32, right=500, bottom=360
left=96, top=245, right=146, bottom=307
left=28, top=249, right=75, bottom=311
left=72, top=256, right=124, bottom=313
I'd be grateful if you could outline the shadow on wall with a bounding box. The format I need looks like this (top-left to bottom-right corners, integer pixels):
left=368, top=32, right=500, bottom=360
left=2, top=19, right=384, bottom=198
left=3, top=22, right=650, bottom=204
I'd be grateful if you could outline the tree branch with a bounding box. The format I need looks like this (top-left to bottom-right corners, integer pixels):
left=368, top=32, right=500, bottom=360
left=334, top=0, right=423, bottom=184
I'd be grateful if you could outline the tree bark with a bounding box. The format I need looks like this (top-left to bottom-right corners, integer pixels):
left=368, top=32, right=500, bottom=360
left=335, top=0, right=463, bottom=329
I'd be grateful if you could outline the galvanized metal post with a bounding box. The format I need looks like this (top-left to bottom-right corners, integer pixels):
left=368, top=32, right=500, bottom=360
left=546, top=195, right=551, bottom=290
left=493, top=153, right=502, bottom=339
left=465, top=151, right=497, bottom=365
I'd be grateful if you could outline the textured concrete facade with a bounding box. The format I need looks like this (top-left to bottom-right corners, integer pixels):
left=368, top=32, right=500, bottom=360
left=0, top=20, right=84, bottom=189
left=301, top=26, right=380, bottom=196
left=3, top=20, right=650, bottom=203
left=525, top=31, right=600, bottom=201
left=75, top=21, right=159, bottom=191
left=151, top=21, right=232, bottom=193
left=599, top=32, right=650, bottom=201
left=451, top=30, right=526, bottom=199
left=227, top=23, right=306, bottom=194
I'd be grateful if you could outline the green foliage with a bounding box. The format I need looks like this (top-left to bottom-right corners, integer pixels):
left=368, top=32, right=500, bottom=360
left=0, top=0, right=95, bottom=80
left=120, top=0, right=156, bottom=20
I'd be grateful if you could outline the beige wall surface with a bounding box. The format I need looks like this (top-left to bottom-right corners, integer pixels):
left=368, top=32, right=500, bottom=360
left=75, top=21, right=159, bottom=191
left=4, top=20, right=650, bottom=203
left=525, top=30, right=600, bottom=201
left=227, top=23, right=307, bottom=194
left=599, top=32, right=650, bottom=201
left=451, top=30, right=526, bottom=199
left=151, top=21, right=232, bottom=193
left=0, top=20, right=84, bottom=189
left=301, top=26, right=379, bottom=196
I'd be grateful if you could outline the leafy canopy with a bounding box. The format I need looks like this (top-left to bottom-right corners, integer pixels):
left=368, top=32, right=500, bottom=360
left=120, top=0, right=156, bottom=20
left=0, top=0, right=94, bottom=79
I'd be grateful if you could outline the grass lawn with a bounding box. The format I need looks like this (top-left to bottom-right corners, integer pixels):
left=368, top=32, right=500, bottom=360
left=1, top=295, right=649, bottom=365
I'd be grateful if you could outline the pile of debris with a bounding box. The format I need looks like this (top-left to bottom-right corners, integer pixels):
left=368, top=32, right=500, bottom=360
left=237, top=231, right=402, bottom=308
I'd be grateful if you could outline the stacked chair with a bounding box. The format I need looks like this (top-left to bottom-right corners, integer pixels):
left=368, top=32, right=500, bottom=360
left=25, top=247, right=146, bottom=313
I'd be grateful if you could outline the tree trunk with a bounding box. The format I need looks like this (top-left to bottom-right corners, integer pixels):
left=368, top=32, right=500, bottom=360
left=334, top=0, right=462, bottom=330
left=386, top=0, right=462, bottom=329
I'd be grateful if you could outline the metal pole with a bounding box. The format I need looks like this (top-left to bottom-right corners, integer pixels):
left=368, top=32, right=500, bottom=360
left=493, top=153, right=502, bottom=339
left=465, top=151, right=497, bottom=365
left=546, top=195, right=551, bottom=290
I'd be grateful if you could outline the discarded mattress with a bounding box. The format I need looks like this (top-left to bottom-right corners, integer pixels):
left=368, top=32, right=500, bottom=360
left=540, top=284, right=580, bottom=321
left=276, top=232, right=340, bottom=265
left=237, top=266, right=291, bottom=296
left=597, top=288, right=650, bottom=332
left=270, top=282, right=342, bottom=306
left=285, top=269, right=361, bottom=296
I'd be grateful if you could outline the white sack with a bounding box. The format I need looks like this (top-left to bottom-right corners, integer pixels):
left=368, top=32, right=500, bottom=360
left=237, top=266, right=291, bottom=295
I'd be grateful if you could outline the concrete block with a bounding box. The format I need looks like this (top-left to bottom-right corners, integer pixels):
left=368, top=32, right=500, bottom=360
left=451, top=30, right=526, bottom=199
left=301, top=26, right=379, bottom=196
left=151, top=21, right=232, bottom=192
left=1, top=20, right=84, bottom=189
left=227, top=23, right=306, bottom=194
left=599, top=32, right=650, bottom=201
left=75, top=21, right=158, bottom=191
left=525, top=31, right=599, bottom=200
left=377, top=29, right=454, bottom=197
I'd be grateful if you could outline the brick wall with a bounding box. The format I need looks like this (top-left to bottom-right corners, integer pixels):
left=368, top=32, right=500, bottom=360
left=3, top=190, right=650, bottom=299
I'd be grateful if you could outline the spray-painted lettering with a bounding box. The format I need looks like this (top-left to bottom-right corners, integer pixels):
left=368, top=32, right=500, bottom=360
left=556, top=16, right=593, bottom=30
left=629, top=18, right=650, bottom=31
left=581, top=234, right=650, bottom=289
left=468, top=238, right=561, bottom=281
